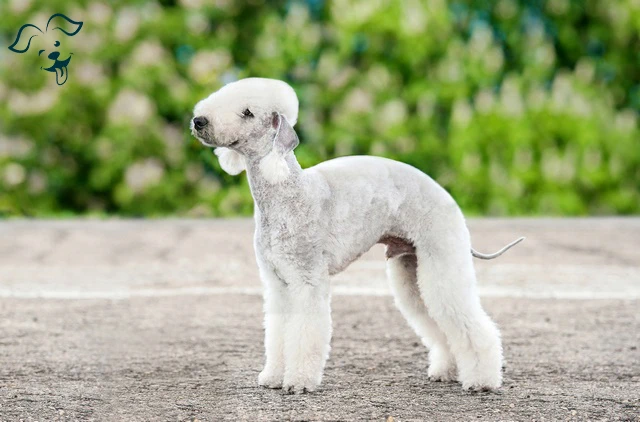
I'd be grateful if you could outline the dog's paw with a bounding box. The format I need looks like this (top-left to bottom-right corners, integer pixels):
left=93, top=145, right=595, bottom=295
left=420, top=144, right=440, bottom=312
left=460, top=372, right=502, bottom=392
left=282, top=375, right=320, bottom=394
left=427, top=345, right=457, bottom=383
left=258, top=368, right=283, bottom=389
left=463, top=384, right=496, bottom=393
left=427, top=352, right=457, bottom=382
left=282, top=384, right=315, bottom=395
left=427, top=364, right=457, bottom=382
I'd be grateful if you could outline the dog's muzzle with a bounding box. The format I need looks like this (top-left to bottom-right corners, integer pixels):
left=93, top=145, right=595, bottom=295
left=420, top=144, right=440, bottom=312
left=191, top=116, right=216, bottom=147
left=193, top=116, right=208, bottom=130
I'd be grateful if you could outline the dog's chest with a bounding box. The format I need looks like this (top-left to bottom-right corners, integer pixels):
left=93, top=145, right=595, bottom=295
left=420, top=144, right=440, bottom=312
left=255, top=218, right=298, bottom=255
left=254, top=216, right=319, bottom=273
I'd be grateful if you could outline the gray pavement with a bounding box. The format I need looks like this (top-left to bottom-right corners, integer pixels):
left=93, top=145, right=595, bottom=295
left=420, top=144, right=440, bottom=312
left=0, top=218, right=639, bottom=421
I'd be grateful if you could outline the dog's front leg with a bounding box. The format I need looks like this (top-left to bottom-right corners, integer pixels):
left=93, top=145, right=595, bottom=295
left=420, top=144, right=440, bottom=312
left=258, top=266, right=288, bottom=389
left=282, top=279, right=332, bottom=394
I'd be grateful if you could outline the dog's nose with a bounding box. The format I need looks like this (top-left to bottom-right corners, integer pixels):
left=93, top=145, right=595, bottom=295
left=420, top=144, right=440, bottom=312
left=193, top=116, right=208, bottom=130
left=48, top=51, right=60, bottom=60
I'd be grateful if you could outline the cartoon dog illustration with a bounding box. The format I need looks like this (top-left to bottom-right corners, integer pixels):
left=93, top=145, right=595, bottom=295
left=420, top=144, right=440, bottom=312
left=8, top=13, right=83, bottom=86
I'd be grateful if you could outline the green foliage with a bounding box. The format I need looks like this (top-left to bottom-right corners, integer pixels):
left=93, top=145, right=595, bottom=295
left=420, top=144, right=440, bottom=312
left=0, top=0, right=638, bottom=217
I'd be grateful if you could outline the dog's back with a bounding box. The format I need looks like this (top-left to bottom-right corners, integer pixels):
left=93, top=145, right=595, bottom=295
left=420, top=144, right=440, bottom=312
left=305, top=155, right=458, bottom=274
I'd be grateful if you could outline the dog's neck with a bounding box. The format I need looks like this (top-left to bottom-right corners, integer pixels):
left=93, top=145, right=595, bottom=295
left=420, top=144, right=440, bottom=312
left=245, top=151, right=304, bottom=216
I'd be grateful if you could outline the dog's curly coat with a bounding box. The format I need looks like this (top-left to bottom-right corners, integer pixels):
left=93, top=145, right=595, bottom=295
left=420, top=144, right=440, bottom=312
left=191, top=78, right=521, bottom=394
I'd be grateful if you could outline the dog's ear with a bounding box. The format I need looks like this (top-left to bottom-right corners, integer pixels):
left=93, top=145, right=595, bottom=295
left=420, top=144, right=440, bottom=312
left=271, top=112, right=299, bottom=154
left=214, top=147, right=246, bottom=175
left=8, top=24, right=43, bottom=53
left=259, top=113, right=299, bottom=184
left=46, top=13, right=83, bottom=36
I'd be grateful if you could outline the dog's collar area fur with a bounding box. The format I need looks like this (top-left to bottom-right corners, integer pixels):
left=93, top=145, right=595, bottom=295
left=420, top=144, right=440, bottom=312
left=259, top=148, right=291, bottom=184
left=214, top=147, right=246, bottom=175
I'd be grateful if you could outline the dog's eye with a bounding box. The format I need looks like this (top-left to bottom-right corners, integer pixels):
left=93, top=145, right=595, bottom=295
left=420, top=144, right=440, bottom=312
left=242, top=109, right=253, bottom=118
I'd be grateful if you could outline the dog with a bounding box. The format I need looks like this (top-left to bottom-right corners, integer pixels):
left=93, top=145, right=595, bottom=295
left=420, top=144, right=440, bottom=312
left=8, top=13, right=83, bottom=86
left=191, top=78, right=523, bottom=394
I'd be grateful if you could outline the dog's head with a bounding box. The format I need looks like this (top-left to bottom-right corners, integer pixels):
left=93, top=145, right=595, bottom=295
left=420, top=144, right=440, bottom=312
left=8, top=13, right=83, bottom=86
left=191, top=78, right=299, bottom=182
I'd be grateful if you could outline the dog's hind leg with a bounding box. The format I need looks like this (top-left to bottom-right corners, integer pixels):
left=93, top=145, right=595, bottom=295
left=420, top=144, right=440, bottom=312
left=414, top=221, right=503, bottom=390
left=387, top=253, right=457, bottom=382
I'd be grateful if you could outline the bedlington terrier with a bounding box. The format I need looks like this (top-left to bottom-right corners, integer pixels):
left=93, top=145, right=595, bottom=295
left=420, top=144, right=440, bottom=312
left=191, top=78, right=523, bottom=394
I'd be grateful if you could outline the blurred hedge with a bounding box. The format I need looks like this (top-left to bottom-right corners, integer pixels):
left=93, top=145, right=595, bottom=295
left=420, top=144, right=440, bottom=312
left=0, top=0, right=638, bottom=217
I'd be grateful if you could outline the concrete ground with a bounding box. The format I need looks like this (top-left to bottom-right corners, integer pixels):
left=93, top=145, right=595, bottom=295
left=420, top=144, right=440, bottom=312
left=0, top=218, right=638, bottom=421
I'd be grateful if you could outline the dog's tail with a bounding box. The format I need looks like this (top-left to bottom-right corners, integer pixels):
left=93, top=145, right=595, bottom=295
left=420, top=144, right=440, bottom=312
left=471, top=237, right=525, bottom=260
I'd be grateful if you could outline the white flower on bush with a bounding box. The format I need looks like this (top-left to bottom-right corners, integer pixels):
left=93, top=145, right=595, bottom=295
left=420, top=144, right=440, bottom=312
left=139, top=2, right=162, bottom=22
left=570, top=95, right=591, bottom=117
left=76, top=62, right=107, bottom=86
left=185, top=163, right=203, bottom=183
left=437, top=59, right=462, bottom=83
left=416, top=93, right=436, bottom=119
left=168, top=76, right=190, bottom=102
left=615, top=110, right=637, bottom=133
left=256, top=30, right=282, bottom=60
left=366, top=65, right=392, bottom=91
left=180, top=0, right=205, bottom=8
left=551, top=72, right=573, bottom=110
left=328, top=68, right=354, bottom=90
left=542, top=148, right=576, bottom=182
left=526, top=85, right=547, bottom=111
left=316, top=53, right=339, bottom=83
left=74, top=32, right=104, bottom=54
left=451, top=99, right=473, bottom=127
left=114, top=8, right=140, bottom=42
left=187, top=13, right=210, bottom=34
left=375, top=100, right=408, bottom=131
left=28, top=171, right=47, bottom=195
left=402, top=0, right=427, bottom=35
left=496, top=0, right=518, bottom=19
left=8, top=87, right=59, bottom=116
left=131, top=40, right=168, bottom=66
left=3, top=163, right=26, bottom=187
left=88, top=2, right=112, bottom=26
left=189, top=50, right=231, bottom=84
left=220, top=70, right=239, bottom=85
left=475, top=89, right=495, bottom=114
left=163, top=123, right=185, bottom=165
left=108, top=89, right=155, bottom=125
left=547, top=0, right=570, bottom=15
left=343, top=88, right=373, bottom=113
left=484, top=46, right=505, bottom=74
left=575, top=58, right=595, bottom=83
left=125, top=159, right=165, bottom=194
left=533, top=43, right=556, bottom=69
left=0, top=135, right=33, bottom=159
left=332, top=0, right=381, bottom=26
left=198, top=176, right=221, bottom=196
left=469, top=23, right=493, bottom=57
left=500, top=77, right=524, bottom=116
left=95, top=137, right=114, bottom=160
left=461, top=153, right=481, bottom=173
left=10, top=0, right=32, bottom=13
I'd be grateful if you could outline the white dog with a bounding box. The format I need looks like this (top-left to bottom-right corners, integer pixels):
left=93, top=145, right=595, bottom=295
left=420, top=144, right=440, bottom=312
left=191, top=78, right=522, bottom=394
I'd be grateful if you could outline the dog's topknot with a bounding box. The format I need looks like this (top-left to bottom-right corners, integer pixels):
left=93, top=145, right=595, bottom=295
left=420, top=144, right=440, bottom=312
left=214, top=77, right=299, bottom=126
